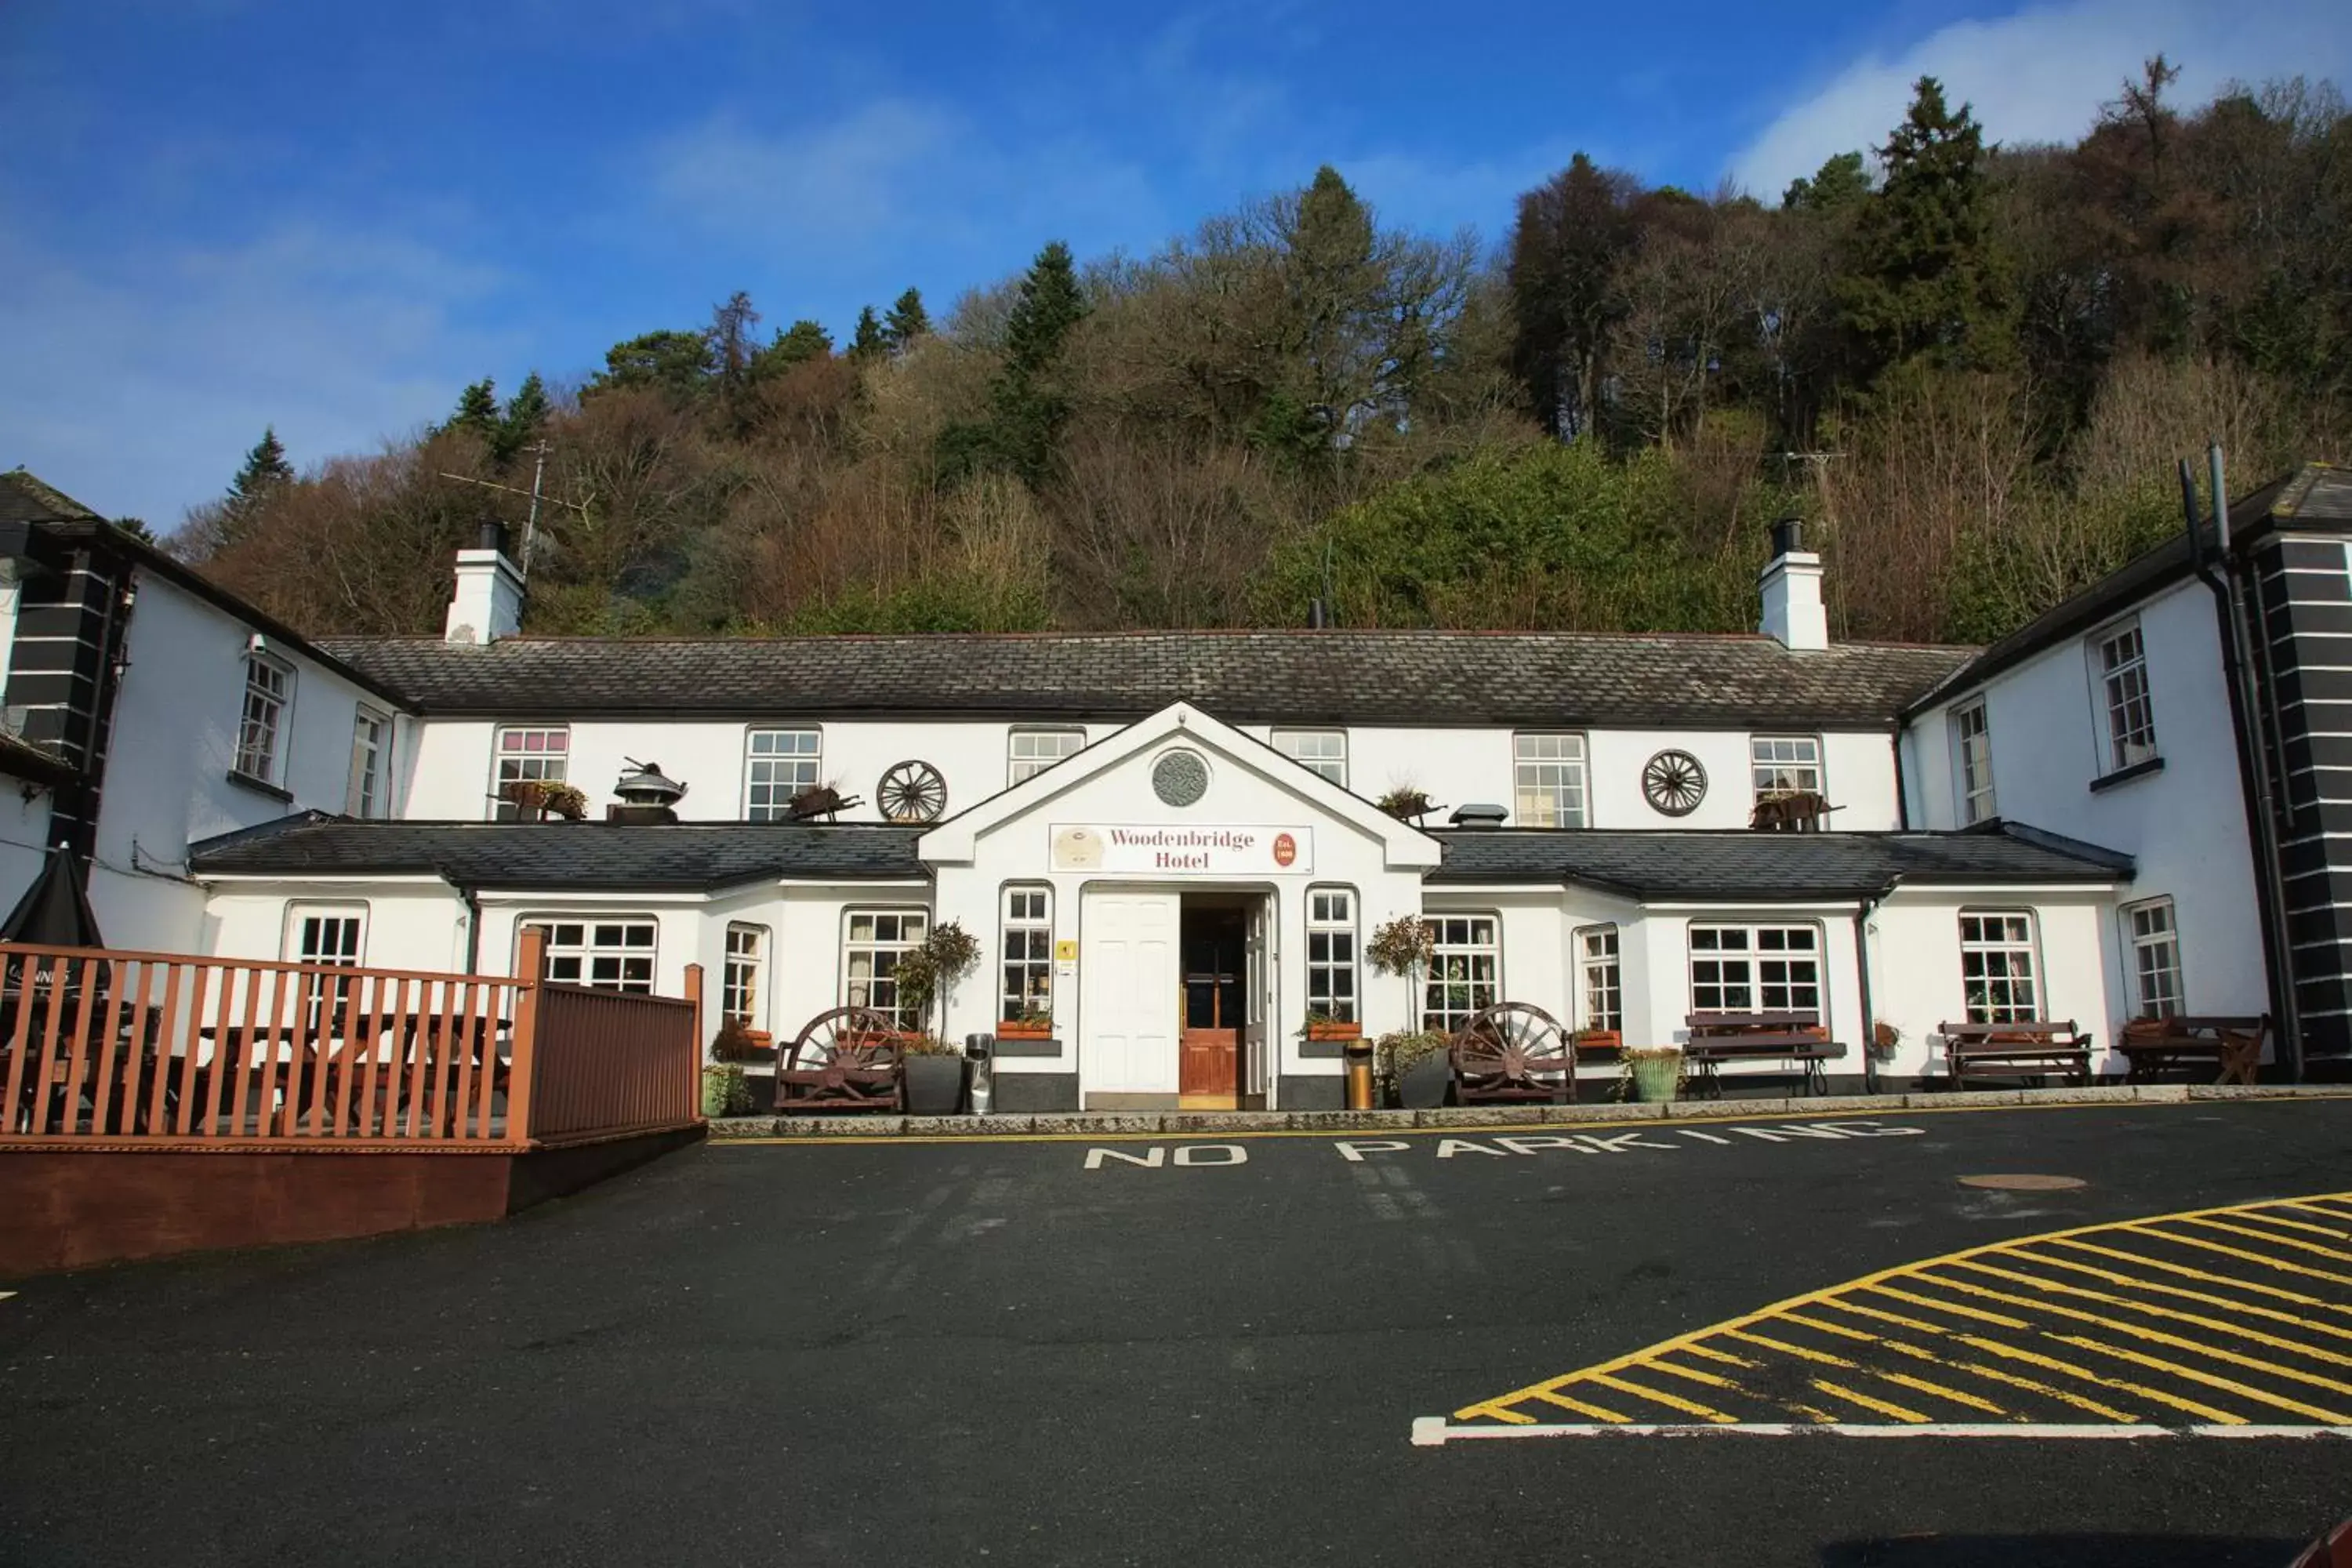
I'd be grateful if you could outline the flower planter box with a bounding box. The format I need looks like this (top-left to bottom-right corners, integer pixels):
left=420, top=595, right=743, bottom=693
left=997, top=1022, right=1054, bottom=1040
left=1305, top=1020, right=1362, bottom=1042
left=903, top=1055, right=966, bottom=1116
left=1397, top=1054, right=1450, bottom=1109
left=1573, top=1029, right=1622, bottom=1062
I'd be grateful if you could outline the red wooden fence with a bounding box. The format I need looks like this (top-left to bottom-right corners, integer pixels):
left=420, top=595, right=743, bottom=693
left=0, top=929, right=702, bottom=1149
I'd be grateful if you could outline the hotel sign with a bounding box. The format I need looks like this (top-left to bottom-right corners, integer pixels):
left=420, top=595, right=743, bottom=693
left=1050, top=825, right=1316, bottom=876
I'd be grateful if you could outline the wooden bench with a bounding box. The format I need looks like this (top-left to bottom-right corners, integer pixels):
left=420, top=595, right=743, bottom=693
left=2116, top=1015, right=2268, bottom=1085
left=1682, top=1012, right=1847, bottom=1097
left=1937, top=1019, right=2092, bottom=1090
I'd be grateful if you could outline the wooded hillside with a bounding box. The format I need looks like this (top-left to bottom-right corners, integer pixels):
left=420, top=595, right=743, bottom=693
left=180, top=66, right=2351, bottom=647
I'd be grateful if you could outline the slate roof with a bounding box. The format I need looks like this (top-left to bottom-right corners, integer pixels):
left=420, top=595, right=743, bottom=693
left=316, top=630, right=1974, bottom=729
left=189, top=815, right=929, bottom=890
left=0, top=468, right=103, bottom=526
left=1424, top=825, right=2132, bottom=900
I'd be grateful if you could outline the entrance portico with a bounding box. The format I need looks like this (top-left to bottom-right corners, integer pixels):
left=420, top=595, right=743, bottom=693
left=919, top=703, right=1443, bottom=1112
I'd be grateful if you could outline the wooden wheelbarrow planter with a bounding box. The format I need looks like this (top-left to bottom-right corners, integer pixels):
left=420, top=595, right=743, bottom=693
left=1449, top=1002, right=1576, bottom=1105
left=775, top=1005, right=906, bottom=1113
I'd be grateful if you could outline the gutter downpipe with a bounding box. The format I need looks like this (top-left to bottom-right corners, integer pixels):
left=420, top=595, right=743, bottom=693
left=1855, top=882, right=1889, bottom=1095
left=2183, top=450, right=2303, bottom=1080
left=456, top=879, right=484, bottom=974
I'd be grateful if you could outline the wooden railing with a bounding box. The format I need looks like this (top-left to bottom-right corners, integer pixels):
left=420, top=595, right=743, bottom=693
left=0, top=929, right=702, bottom=1149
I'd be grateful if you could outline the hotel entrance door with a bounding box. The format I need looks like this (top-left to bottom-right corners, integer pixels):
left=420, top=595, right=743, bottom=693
left=1178, top=902, right=1244, bottom=1109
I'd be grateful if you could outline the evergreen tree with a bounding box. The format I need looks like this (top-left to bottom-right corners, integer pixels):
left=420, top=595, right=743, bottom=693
left=111, top=517, right=156, bottom=543
left=1782, top=151, right=1871, bottom=212
left=989, top=241, right=1089, bottom=486
left=1837, top=77, right=2016, bottom=376
left=751, top=320, right=833, bottom=379
left=449, top=379, right=502, bottom=441
left=590, top=330, right=717, bottom=400
left=848, top=305, right=887, bottom=362
left=495, top=373, right=551, bottom=463
left=217, top=427, right=294, bottom=548
left=882, top=288, right=931, bottom=353
left=1287, top=165, right=1380, bottom=433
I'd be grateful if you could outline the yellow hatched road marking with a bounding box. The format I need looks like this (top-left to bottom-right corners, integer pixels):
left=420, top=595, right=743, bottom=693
left=1806, top=1299, right=2145, bottom=1421
left=1949, top=1258, right=2352, bottom=1367
left=1780, top=1311, right=1877, bottom=1343
left=2174, top=1217, right=2352, bottom=1264
left=2005, top=1247, right=2352, bottom=1343
left=2236, top=1210, right=2352, bottom=1240
left=1951, top=1333, right=2246, bottom=1425
left=1726, top=1329, right=1856, bottom=1367
left=2114, top=1228, right=2352, bottom=1287
left=1867, top=1283, right=2028, bottom=1329
left=2047, top=1237, right=2352, bottom=1316
left=1871, top=1369, right=2009, bottom=1417
left=2048, top=1334, right=2350, bottom=1423
left=1811, top=1379, right=1930, bottom=1422
left=1587, top=1374, right=1736, bottom=1424
left=1530, top=1388, right=1627, bottom=1423
left=1679, top=1342, right=1754, bottom=1367
left=1646, top=1357, right=1743, bottom=1392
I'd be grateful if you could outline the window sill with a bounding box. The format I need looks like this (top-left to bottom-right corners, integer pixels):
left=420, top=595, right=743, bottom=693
left=225, top=769, right=294, bottom=804
left=2089, top=756, right=2165, bottom=794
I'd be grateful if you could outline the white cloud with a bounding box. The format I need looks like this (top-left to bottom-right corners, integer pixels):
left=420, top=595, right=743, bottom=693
left=1732, top=0, right=2352, bottom=201
left=0, top=223, right=519, bottom=528
left=648, top=100, right=963, bottom=249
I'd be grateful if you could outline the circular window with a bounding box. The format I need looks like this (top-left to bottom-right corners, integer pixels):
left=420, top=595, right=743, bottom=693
left=1642, top=750, right=1708, bottom=816
left=1152, top=749, right=1210, bottom=808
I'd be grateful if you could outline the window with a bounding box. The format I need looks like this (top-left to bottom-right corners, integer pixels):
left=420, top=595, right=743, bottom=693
left=724, top=924, right=768, bottom=1029
left=289, top=904, right=367, bottom=1024
left=2093, top=620, right=2158, bottom=772
left=1514, top=734, right=1587, bottom=827
left=492, top=727, right=569, bottom=820
left=1951, top=699, right=1995, bottom=825
left=1751, top=736, right=1823, bottom=802
left=1306, top=888, right=1359, bottom=1023
left=1579, top=925, right=1621, bottom=1035
left=1422, top=915, right=1500, bottom=1033
left=2123, top=898, right=2183, bottom=1020
left=1273, top=730, right=1348, bottom=788
left=235, top=655, right=292, bottom=783
left=347, top=708, right=390, bottom=818
left=745, top=728, right=822, bottom=820
left=844, top=909, right=927, bottom=1030
left=1690, top=924, right=1821, bottom=1014
left=1007, top=728, right=1084, bottom=787
left=523, top=918, right=657, bottom=993
left=1000, top=887, right=1054, bottom=1020
left=1959, top=912, right=2040, bottom=1024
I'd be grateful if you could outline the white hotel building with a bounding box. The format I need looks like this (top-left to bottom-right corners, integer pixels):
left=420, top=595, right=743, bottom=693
left=2, top=462, right=2343, bottom=1110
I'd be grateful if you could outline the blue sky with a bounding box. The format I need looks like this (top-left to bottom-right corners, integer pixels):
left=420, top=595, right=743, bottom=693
left=3, top=0, right=2345, bottom=528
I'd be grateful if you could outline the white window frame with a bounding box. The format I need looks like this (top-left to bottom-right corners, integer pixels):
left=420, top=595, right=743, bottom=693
left=1513, top=733, right=1588, bottom=827
left=1688, top=923, right=1823, bottom=1015
left=285, top=902, right=368, bottom=967
left=999, top=886, right=1053, bottom=1022
left=1950, top=699, right=1995, bottom=825
left=235, top=653, right=294, bottom=784
left=1272, top=729, right=1348, bottom=789
left=2122, top=898, right=2183, bottom=1020
left=1305, top=887, right=1359, bottom=1024
left=491, top=726, right=570, bottom=821
left=2090, top=618, right=2158, bottom=774
left=347, top=706, right=390, bottom=819
left=1422, top=913, right=1501, bottom=1034
left=1958, top=911, right=2042, bottom=1025
left=745, top=728, right=823, bottom=820
left=1577, top=924, right=1621, bottom=1035
left=1006, top=727, right=1085, bottom=787
left=1751, top=735, right=1824, bottom=804
left=521, top=916, right=659, bottom=993
left=842, top=908, right=929, bottom=1030
left=724, top=923, right=768, bottom=1030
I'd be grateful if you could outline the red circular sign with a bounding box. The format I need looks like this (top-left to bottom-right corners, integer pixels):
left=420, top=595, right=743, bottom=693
left=1272, top=833, right=1298, bottom=867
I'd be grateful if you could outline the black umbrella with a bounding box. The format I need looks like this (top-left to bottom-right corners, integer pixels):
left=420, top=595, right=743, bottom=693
left=1, top=846, right=104, bottom=949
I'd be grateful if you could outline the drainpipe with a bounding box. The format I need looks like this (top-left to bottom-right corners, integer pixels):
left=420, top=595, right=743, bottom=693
left=1889, top=721, right=1911, bottom=831
left=1854, top=885, right=1886, bottom=1095
left=456, top=880, right=484, bottom=974
left=2182, top=451, right=2302, bottom=1080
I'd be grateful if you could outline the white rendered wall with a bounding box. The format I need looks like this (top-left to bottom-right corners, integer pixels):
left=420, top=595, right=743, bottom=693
left=1866, top=888, right=2121, bottom=1078
left=1902, top=578, right=2263, bottom=1022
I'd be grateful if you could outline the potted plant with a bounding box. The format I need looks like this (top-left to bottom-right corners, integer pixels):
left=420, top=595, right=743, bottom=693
left=700, top=1059, right=753, bottom=1117
left=999, top=1005, right=1054, bottom=1041
left=1621, top=1045, right=1683, bottom=1104
left=1377, top=785, right=1435, bottom=822
left=1573, top=1029, right=1622, bottom=1061
left=899, top=1033, right=965, bottom=1115
left=1377, top=1029, right=1451, bottom=1109
left=1367, top=911, right=1435, bottom=1018
left=1870, top=1020, right=1902, bottom=1060
left=709, top=1016, right=775, bottom=1065
left=1303, top=1008, right=1361, bottom=1043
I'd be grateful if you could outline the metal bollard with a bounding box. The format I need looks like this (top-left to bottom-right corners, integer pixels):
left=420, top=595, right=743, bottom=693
left=1343, top=1036, right=1375, bottom=1111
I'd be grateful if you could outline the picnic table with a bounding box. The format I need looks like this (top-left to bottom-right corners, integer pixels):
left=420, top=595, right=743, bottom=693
left=1682, top=1012, right=1846, bottom=1097
left=1, top=982, right=176, bottom=1134
left=198, top=1010, right=512, bottom=1134
left=2115, top=1014, right=2268, bottom=1085
left=1937, top=1018, right=2092, bottom=1090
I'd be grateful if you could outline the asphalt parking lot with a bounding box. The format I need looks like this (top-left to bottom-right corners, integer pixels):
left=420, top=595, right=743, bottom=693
left=5, top=1098, right=2350, bottom=1566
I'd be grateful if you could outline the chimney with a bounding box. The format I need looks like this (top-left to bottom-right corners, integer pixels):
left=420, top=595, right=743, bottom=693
left=1759, top=517, right=1828, bottom=652
left=443, top=518, right=524, bottom=645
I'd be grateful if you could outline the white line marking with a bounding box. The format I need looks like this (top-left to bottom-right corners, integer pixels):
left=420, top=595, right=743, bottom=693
left=1407, top=1417, right=2352, bottom=1446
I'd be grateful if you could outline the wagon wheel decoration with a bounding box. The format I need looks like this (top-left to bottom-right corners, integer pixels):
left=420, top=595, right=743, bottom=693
left=876, top=760, right=948, bottom=824
left=776, top=1005, right=906, bottom=1112
left=1641, top=749, right=1708, bottom=817
left=1450, top=1001, right=1576, bottom=1104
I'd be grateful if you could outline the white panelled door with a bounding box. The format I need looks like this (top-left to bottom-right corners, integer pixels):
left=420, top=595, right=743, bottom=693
left=1080, top=891, right=1179, bottom=1098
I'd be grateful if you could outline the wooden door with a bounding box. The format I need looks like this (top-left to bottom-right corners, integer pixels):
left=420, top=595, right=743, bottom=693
left=1080, top=892, right=1179, bottom=1098
left=1178, top=910, right=1243, bottom=1103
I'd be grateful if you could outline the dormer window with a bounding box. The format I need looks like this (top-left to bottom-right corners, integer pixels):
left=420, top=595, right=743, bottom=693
left=2092, top=619, right=2158, bottom=775
left=1951, top=699, right=1994, bottom=825
left=234, top=654, right=293, bottom=785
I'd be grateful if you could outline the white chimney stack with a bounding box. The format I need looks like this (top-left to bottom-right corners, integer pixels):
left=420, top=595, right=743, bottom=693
left=1759, top=517, right=1828, bottom=652
left=444, top=519, right=524, bottom=645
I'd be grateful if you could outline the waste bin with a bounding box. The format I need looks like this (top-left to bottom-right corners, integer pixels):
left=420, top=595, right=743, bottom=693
left=1343, top=1036, right=1375, bottom=1111
left=964, top=1033, right=996, bottom=1116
